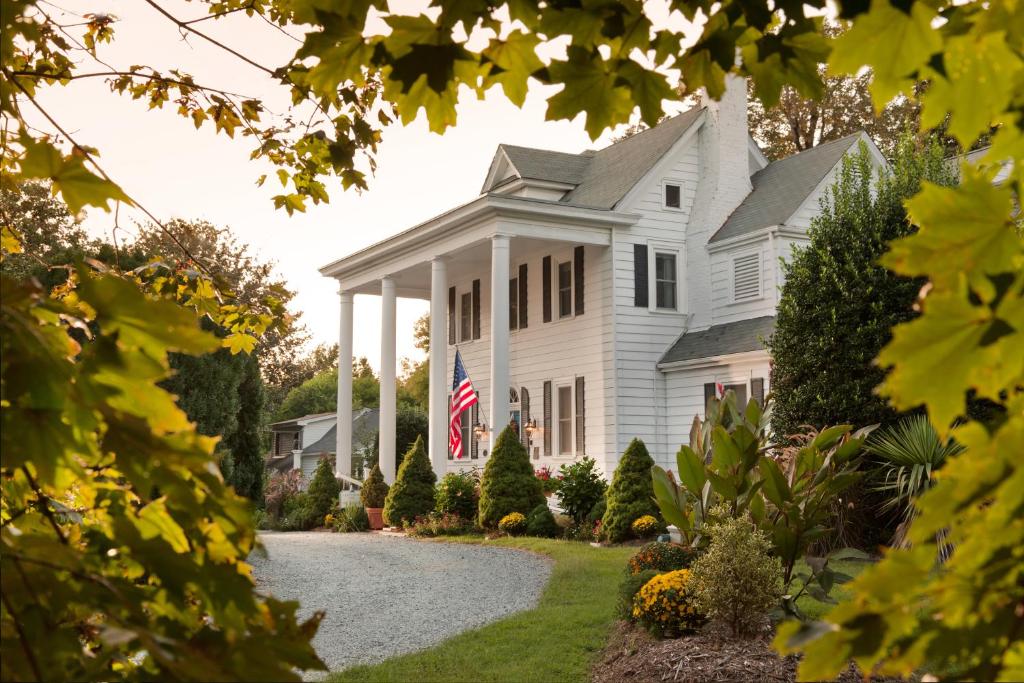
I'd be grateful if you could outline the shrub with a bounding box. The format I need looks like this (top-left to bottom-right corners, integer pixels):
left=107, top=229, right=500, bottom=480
left=586, top=496, right=606, bottom=525
left=535, top=465, right=561, bottom=494
left=565, top=520, right=598, bottom=543
left=525, top=503, right=560, bottom=538
left=478, top=425, right=545, bottom=527
left=280, top=492, right=319, bottom=531
left=435, top=470, right=478, bottom=520
left=631, top=515, right=660, bottom=538
left=383, top=435, right=436, bottom=527
left=556, top=457, right=607, bottom=524
left=498, top=512, right=527, bottom=535
left=331, top=503, right=369, bottom=533
left=307, top=455, right=341, bottom=521
left=616, top=569, right=661, bottom=620
left=689, top=515, right=783, bottom=636
left=264, top=469, right=302, bottom=522
left=601, top=438, right=661, bottom=543
left=628, top=542, right=696, bottom=575
left=632, top=569, right=705, bottom=638
left=360, top=463, right=389, bottom=508
left=406, top=512, right=477, bottom=538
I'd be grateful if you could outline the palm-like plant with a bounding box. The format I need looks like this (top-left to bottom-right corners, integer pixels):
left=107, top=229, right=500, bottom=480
left=867, top=415, right=963, bottom=555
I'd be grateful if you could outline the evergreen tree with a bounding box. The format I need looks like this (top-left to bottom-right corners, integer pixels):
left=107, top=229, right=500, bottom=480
left=307, top=456, right=341, bottom=522
left=601, top=438, right=661, bottom=543
left=478, top=425, right=545, bottom=528
left=226, top=352, right=266, bottom=502
left=768, top=139, right=954, bottom=436
left=383, top=436, right=436, bottom=526
left=360, top=463, right=389, bottom=508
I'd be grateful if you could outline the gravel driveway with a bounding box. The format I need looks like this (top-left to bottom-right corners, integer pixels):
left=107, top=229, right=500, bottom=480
left=250, top=532, right=551, bottom=677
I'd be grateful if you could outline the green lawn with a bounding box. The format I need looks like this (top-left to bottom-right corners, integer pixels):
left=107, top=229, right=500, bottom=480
left=793, top=558, right=873, bottom=620
left=328, top=537, right=633, bottom=683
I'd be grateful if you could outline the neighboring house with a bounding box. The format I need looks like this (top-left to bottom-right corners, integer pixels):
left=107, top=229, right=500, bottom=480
left=319, top=76, right=885, bottom=482
left=267, top=408, right=379, bottom=488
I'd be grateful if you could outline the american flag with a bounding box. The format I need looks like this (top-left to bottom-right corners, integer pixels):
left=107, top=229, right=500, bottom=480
left=449, top=351, right=478, bottom=459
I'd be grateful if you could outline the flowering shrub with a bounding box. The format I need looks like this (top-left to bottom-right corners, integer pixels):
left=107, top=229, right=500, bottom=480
left=631, top=569, right=705, bottom=638
left=498, top=512, right=527, bottom=535
left=627, top=542, right=696, bottom=575
left=435, top=470, right=478, bottom=520
left=264, top=469, right=302, bottom=523
left=406, top=512, right=476, bottom=537
left=535, top=466, right=561, bottom=494
left=631, top=515, right=659, bottom=538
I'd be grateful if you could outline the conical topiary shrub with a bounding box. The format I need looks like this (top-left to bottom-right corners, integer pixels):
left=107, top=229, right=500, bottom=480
left=307, top=455, right=341, bottom=522
left=360, top=463, right=389, bottom=508
left=601, top=438, right=662, bottom=543
left=383, top=435, right=436, bottom=527
left=478, top=424, right=545, bottom=528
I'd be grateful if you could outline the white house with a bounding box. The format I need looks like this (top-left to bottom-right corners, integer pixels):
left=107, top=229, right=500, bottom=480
left=266, top=408, right=379, bottom=487
left=319, top=76, right=885, bottom=483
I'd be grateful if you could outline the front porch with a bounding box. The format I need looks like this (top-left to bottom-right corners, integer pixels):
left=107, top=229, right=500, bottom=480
left=320, top=193, right=638, bottom=483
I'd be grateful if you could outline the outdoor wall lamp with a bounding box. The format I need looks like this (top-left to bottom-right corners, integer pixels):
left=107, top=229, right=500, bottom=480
left=473, top=423, right=489, bottom=440
left=524, top=418, right=539, bottom=438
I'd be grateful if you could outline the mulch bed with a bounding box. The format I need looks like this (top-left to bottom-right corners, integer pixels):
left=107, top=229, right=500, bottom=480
left=592, top=621, right=903, bottom=683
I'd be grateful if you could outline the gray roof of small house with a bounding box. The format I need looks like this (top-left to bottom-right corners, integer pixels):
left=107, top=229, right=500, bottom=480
left=658, top=316, right=775, bottom=366
left=489, top=106, right=706, bottom=210
left=709, top=133, right=864, bottom=243
left=301, top=408, right=379, bottom=456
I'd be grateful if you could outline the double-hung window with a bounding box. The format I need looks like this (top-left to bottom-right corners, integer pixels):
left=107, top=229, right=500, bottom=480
left=509, top=276, right=519, bottom=330
left=655, top=252, right=677, bottom=310
left=557, top=261, right=572, bottom=318
left=557, top=385, right=572, bottom=455
left=460, top=292, right=472, bottom=342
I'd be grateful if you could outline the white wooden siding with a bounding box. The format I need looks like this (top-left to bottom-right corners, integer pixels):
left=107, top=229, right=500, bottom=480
left=709, top=237, right=776, bottom=325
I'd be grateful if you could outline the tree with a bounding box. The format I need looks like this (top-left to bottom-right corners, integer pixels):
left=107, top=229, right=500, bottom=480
left=477, top=425, right=545, bottom=528
left=265, top=343, right=338, bottom=418
left=226, top=352, right=266, bottom=502
left=398, top=314, right=429, bottom=411
left=307, top=456, right=341, bottom=522
left=768, top=138, right=954, bottom=436
left=382, top=435, right=436, bottom=526
left=275, top=358, right=379, bottom=420
left=601, top=438, right=661, bottom=543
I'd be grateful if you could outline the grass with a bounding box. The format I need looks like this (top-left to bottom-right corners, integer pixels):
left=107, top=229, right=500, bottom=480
left=792, top=558, right=873, bottom=620
left=328, top=537, right=633, bottom=683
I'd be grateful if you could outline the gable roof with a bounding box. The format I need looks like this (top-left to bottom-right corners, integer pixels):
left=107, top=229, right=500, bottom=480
left=301, top=408, right=379, bottom=455
left=484, top=106, right=706, bottom=210
left=709, top=133, right=863, bottom=243
left=658, top=316, right=775, bottom=367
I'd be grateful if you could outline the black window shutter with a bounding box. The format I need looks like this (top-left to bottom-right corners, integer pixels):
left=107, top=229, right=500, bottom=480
left=542, top=256, right=552, bottom=322
left=703, top=383, right=717, bottom=416
left=574, top=246, right=585, bottom=315
left=518, top=263, right=528, bottom=329
left=471, top=399, right=479, bottom=459
left=543, top=381, right=552, bottom=456
left=520, top=387, right=530, bottom=451
left=448, top=286, right=456, bottom=344
left=752, top=378, right=765, bottom=406
left=634, top=244, right=648, bottom=307
left=472, top=279, right=481, bottom=340
left=575, top=376, right=585, bottom=455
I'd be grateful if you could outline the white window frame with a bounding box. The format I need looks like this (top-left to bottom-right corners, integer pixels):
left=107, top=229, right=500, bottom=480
left=647, top=241, right=685, bottom=315
left=712, top=374, right=770, bottom=406
left=662, top=178, right=685, bottom=211
left=731, top=250, right=764, bottom=304
left=553, top=380, right=576, bottom=457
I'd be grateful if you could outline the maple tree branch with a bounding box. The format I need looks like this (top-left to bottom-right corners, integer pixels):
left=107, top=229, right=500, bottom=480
left=0, top=591, right=42, bottom=681
left=9, top=69, right=257, bottom=101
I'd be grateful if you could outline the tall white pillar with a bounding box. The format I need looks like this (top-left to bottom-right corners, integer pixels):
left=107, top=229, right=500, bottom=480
left=428, top=257, right=448, bottom=480
left=336, top=289, right=354, bottom=482
left=489, top=234, right=511, bottom=454
left=379, top=277, right=397, bottom=484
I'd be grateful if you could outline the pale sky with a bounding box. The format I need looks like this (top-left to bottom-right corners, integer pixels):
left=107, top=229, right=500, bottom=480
left=33, top=1, right=698, bottom=372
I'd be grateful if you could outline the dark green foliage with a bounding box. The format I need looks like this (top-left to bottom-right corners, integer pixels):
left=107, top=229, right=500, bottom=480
left=556, top=457, right=607, bottom=524
left=526, top=503, right=560, bottom=538
left=601, top=438, right=661, bottom=543
left=478, top=425, right=545, bottom=528
left=406, top=512, right=478, bottom=537
left=587, top=496, right=607, bottom=525
left=226, top=352, right=266, bottom=502
left=627, top=542, right=696, bottom=574
left=333, top=504, right=369, bottom=532
left=383, top=436, right=436, bottom=526
left=280, top=492, right=320, bottom=531
left=360, top=463, right=389, bottom=508
left=396, top=405, right=429, bottom=470
left=616, top=569, right=660, bottom=620
left=276, top=358, right=379, bottom=421
left=768, top=138, right=955, bottom=436
left=435, top=471, right=478, bottom=520
left=307, top=456, right=341, bottom=522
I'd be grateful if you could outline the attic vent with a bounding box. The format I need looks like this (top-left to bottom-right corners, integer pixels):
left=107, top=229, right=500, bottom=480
left=733, top=253, right=761, bottom=302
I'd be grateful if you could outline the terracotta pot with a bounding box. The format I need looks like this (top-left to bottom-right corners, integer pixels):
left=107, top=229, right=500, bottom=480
left=366, top=507, right=384, bottom=530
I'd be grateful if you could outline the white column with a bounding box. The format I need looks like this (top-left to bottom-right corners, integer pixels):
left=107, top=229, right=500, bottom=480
left=489, top=234, right=511, bottom=454
left=379, top=277, right=397, bottom=484
left=428, top=258, right=448, bottom=480
left=336, top=290, right=354, bottom=482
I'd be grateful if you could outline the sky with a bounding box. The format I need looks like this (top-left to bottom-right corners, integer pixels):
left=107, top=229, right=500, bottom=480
left=32, top=0, right=698, bottom=371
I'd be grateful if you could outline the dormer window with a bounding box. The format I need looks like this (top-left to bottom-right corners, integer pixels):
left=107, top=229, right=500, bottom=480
left=664, top=182, right=681, bottom=209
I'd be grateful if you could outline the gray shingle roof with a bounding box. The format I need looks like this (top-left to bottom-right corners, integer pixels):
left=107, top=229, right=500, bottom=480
left=658, top=316, right=775, bottom=366
left=709, top=133, right=863, bottom=243
left=487, top=107, right=706, bottom=210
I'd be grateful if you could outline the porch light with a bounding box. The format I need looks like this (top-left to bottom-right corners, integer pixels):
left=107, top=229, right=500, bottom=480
left=473, top=423, right=489, bottom=440
left=524, top=418, right=539, bottom=437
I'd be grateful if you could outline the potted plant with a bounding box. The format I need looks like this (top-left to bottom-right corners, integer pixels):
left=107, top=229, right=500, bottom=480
left=535, top=466, right=560, bottom=497
left=360, top=464, right=389, bottom=530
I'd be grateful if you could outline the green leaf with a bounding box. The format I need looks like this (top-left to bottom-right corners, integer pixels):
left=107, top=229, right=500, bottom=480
left=481, top=31, right=543, bottom=107
left=224, top=332, right=257, bottom=355
left=19, top=136, right=132, bottom=213
left=651, top=465, right=691, bottom=530
left=545, top=47, right=634, bottom=139
left=811, top=425, right=851, bottom=451
left=135, top=498, right=190, bottom=553
left=759, top=456, right=792, bottom=507
left=675, top=445, right=707, bottom=495
left=711, top=426, right=741, bottom=470
left=706, top=470, right=737, bottom=500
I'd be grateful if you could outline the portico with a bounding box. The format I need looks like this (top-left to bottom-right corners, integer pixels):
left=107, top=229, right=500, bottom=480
left=320, top=193, right=636, bottom=483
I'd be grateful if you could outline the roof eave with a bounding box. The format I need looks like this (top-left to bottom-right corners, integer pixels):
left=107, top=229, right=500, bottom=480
left=657, top=348, right=770, bottom=372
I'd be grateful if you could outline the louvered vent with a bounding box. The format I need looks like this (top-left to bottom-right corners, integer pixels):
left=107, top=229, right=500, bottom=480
left=733, top=253, right=761, bottom=301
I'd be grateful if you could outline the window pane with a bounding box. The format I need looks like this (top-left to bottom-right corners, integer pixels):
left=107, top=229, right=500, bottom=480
left=558, top=386, right=572, bottom=454
left=655, top=253, right=677, bottom=309
left=724, top=383, right=747, bottom=406
left=656, top=281, right=676, bottom=309
left=460, top=292, right=471, bottom=341
left=558, top=262, right=572, bottom=318
left=509, top=277, right=518, bottom=330
left=665, top=183, right=681, bottom=208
